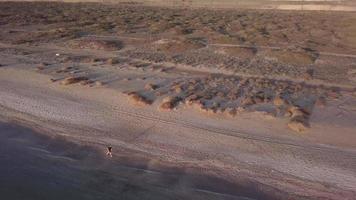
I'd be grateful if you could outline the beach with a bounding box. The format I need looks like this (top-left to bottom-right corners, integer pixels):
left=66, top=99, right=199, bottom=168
left=1, top=2, right=356, bottom=199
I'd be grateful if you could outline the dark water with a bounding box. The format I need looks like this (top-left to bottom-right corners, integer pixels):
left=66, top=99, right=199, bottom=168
left=0, top=121, right=277, bottom=200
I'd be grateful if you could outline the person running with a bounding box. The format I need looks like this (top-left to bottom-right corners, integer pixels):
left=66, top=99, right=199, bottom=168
left=106, top=146, right=113, bottom=157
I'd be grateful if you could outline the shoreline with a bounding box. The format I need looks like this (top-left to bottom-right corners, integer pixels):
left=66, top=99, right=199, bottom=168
left=0, top=119, right=280, bottom=200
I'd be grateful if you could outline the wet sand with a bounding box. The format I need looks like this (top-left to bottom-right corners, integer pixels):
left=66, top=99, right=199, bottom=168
left=0, top=121, right=278, bottom=200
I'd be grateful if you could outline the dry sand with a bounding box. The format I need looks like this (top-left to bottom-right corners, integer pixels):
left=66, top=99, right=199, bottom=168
left=1, top=2, right=356, bottom=200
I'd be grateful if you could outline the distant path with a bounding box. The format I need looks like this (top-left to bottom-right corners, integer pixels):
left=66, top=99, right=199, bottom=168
left=4, top=0, right=356, bottom=11
left=209, top=43, right=356, bottom=58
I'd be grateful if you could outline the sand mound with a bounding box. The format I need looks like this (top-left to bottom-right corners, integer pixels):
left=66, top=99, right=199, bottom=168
left=145, top=83, right=159, bottom=91
left=288, top=115, right=310, bottom=133
left=286, top=106, right=311, bottom=132
left=128, top=92, right=152, bottom=106
left=130, top=74, right=336, bottom=132
left=60, top=76, right=89, bottom=85
left=160, top=96, right=182, bottom=110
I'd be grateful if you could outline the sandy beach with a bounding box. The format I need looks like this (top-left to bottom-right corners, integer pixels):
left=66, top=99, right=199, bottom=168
left=2, top=121, right=274, bottom=200
left=1, top=2, right=356, bottom=199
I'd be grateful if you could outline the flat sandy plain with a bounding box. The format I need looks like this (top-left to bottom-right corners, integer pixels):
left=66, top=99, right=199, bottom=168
left=0, top=1, right=356, bottom=200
